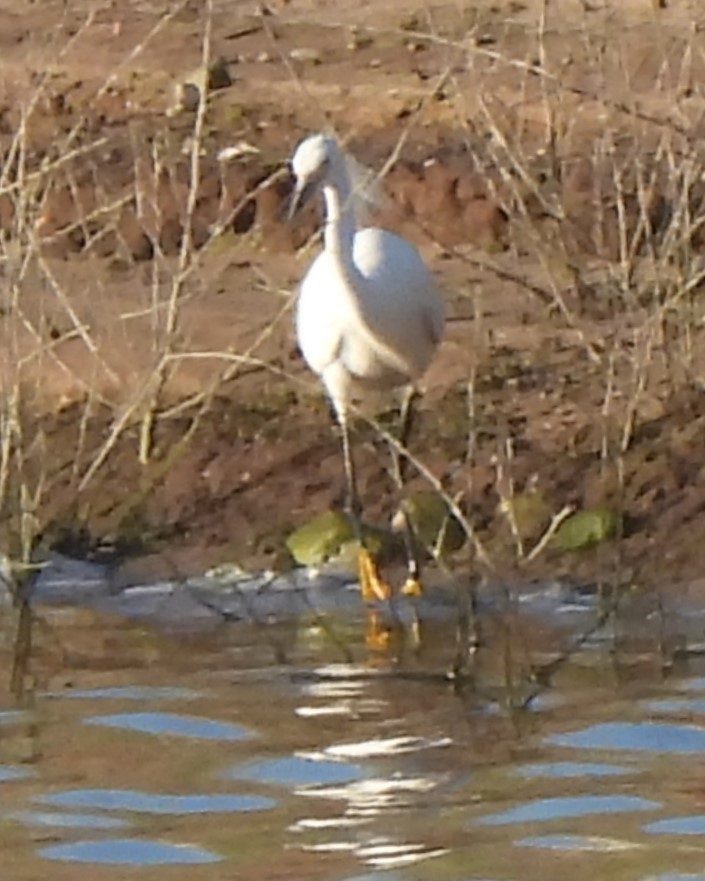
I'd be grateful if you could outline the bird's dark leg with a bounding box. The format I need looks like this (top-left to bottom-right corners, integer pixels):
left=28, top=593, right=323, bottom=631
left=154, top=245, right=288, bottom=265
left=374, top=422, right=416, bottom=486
left=340, top=411, right=362, bottom=521
left=337, top=410, right=391, bottom=606
left=394, top=386, right=417, bottom=486
left=390, top=387, right=423, bottom=597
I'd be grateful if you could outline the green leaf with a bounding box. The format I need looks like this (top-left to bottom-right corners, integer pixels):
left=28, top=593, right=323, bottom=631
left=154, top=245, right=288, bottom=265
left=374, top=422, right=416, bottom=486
left=285, top=510, right=356, bottom=566
left=553, top=507, right=618, bottom=552
left=393, top=492, right=465, bottom=557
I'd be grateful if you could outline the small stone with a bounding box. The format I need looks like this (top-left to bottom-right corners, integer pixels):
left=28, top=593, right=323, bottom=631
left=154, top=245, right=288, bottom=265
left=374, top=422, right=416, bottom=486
left=217, top=142, right=260, bottom=162
left=181, top=136, right=206, bottom=157
left=176, top=81, right=200, bottom=112
left=289, top=47, right=322, bottom=65
left=256, top=51, right=272, bottom=63
left=117, top=208, right=154, bottom=262
left=204, top=563, right=251, bottom=584
left=169, top=56, right=233, bottom=115
left=347, top=32, right=373, bottom=52
left=47, top=92, right=68, bottom=114
left=399, top=13, right=420, bottom=30
left=475, top=33, right=497, bottom=46
left=206, top=56, right=233, bottom=90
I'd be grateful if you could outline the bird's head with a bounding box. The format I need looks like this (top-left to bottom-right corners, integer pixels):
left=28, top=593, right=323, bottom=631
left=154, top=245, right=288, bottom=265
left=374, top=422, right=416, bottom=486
left=288, top=133, right=340, bottom=218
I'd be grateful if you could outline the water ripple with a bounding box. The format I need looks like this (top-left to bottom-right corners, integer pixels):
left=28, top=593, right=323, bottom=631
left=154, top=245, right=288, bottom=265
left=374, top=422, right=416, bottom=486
left=0, top=711, right=28, bottom=726
left=36, top=788, right=276, bottom=814
left=644, top=816, right=705, bottom=835
left=47, top=686, right=201, bottom=701
left=547, top=721, right=705, bottom=754
left=516, top=833, right=641, bottom=851
left=324, top=736, right=451, bottom=759
left=644, top=699, right=705, bottom=715
left=515, top=761, right=635, bottom=779
left=475, top=795, right=660, bottom=826
left=0, top=765, right=35, bottom=782
left=38, top=838, right=222, bottom=865
left=11, top=810, right=130, bottom=829
left=84, top=712, right=252, bottom=741
left=226, top=755, right=366, bottom=788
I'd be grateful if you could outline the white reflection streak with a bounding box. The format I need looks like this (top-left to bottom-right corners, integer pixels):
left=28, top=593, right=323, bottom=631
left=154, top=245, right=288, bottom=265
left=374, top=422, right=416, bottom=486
left=291, top=704, right=451, bottom=869
left=300, top=838, right=448, bottom=869
left=296, top=700, right=385, bottom=718
left=297, top=774, right=442, bottom=807
left=291, top=817, right=368, bottom=830
left=323, top=735, right=452, bottom=758
left=359, top=842, right=449, bottom=869
left=296, top=703, right=354, bottom=717
left=300, top=681, right=366, bottom=698
left=300, top=842, right=358, bottom=853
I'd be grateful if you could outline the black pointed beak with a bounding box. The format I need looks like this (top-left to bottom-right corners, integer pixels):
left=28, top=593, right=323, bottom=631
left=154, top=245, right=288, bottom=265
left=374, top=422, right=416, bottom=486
left=287, top=178, right=317, bottom=221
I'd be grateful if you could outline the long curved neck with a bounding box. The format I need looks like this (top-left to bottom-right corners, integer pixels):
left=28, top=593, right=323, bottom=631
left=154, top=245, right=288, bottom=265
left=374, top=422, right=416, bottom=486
left=321, top=160, right=357, bottom=269
left=317, top=152, right=411, bottom=379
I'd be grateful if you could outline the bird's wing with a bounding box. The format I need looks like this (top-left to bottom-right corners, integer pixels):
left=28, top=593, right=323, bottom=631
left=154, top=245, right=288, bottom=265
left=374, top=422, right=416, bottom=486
left=352, top=228, right=445, bottom=376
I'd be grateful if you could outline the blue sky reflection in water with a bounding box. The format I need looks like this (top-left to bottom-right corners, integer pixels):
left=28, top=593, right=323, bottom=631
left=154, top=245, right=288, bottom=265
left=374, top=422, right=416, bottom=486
left=338, top=874, right=409, bottom=881
left=474, top=795, right=660, bottom=826
left=675, top=677, right=705, bottom=691
left=337, top=874, right=409, bottom=881
left=35, top=789, right=276, bottom=814
left=83, top=712, right=253, bottom=740
left=225, top=755, right=367, bottom=788
left=46, top=686, right=202, bottom=701
left=644, top=816, right=705, bottom=835
left=514, top=761, right=636, bottom=779
left=546, top=722, right=705, bottom=753
left=0, top=766, right=35, bottom=782
left=12, top=810, right=130, bottom=829
left=643, top=698, right=705, bottom=714
left=515, top=833, right=640, bottom=851
left=38, top=839, right=222, bottom=865
left=17, top=565, right=705, bottom=880
left=0, top=711, right=29, bottom=726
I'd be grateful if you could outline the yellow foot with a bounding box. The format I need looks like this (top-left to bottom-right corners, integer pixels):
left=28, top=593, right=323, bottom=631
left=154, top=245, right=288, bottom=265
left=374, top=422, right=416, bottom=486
left=401, top=576, right=423, bottom=598
left=358, top=547, right=392, bottom=603
left=365, top=610, right=393, bottom=652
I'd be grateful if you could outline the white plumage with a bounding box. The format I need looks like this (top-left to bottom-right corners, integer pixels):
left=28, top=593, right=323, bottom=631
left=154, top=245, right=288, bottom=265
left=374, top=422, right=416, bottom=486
left=289, top=133, right=445, bottom=601
left=291, top=133, right=445, bottom=421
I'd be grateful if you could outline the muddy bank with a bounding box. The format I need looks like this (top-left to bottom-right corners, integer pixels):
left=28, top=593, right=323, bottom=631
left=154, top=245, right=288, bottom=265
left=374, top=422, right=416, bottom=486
left=21, top=361, right=705, bottom=596
left=0, top=0, right=704, bottom=593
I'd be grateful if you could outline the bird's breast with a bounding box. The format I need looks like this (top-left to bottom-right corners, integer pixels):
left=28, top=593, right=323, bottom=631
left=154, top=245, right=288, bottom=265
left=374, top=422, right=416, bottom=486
left=296, top=228, right=443, bottom=386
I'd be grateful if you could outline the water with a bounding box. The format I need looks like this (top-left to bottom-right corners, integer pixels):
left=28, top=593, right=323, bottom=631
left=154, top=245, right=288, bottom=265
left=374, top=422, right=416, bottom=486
left=1, top=559, right=705, bottom=878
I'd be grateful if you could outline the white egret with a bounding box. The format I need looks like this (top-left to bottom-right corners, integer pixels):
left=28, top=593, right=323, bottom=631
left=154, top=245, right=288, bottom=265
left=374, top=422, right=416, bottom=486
left=290, top=133, right=445, bottom=602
